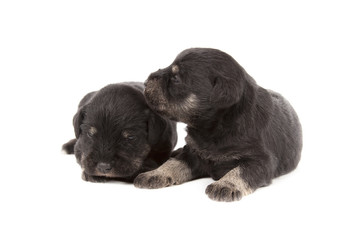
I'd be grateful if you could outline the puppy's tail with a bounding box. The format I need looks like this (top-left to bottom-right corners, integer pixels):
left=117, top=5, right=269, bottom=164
left=62, top=139, right=77, bottom=154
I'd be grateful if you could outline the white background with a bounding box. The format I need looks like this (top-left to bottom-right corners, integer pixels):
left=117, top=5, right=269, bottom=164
left=1, top=1, right=359, bottom=239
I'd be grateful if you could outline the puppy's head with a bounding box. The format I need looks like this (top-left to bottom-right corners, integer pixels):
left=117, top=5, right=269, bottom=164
left=73, top=83, right=168, bottom=179
left=144, top=48, right=247, bottom=123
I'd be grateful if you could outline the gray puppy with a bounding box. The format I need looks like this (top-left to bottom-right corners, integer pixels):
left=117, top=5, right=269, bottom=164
left=62, top=82, right=177, bottom=182
left=134, top=48, right=302, bottom=201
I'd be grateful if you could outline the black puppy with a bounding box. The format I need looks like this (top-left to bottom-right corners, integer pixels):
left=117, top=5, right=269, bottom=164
left=62, top=82, right=177, bottom=182
left=134, top=48, right=302, bottom=201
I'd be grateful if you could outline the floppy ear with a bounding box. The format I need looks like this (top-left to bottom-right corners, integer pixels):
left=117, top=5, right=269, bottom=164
left=147, top=111, right=167, bottom=148
left=72, top=91, right=96, bottom=139
left=73, top=107, right=85, bottom=139
left=210, top=73, right=242, bottom=108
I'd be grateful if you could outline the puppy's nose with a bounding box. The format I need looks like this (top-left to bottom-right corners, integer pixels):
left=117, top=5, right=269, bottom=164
left=97, top=162, right=112, bottom=174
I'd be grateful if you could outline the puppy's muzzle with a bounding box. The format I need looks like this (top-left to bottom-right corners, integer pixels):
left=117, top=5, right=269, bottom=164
left=144, top=77, right=159, bottom=98
left=144, top=77, right=158, bottom=87
left=96, top=162, right=112, bottom=174
left=144, top=78, right=149, bottom=87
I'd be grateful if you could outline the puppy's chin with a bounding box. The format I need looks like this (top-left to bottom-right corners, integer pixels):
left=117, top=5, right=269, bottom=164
left=143, top=98, right=174, bottom=120
left=90, top=168, right=139, bottom=179
left=81, top=163, right=139, bottom=179
left=145, top=95, right=196, bottom=124
left=144, top=95, right=165, bottom=113
left=150, top=105, right=179, bottom=121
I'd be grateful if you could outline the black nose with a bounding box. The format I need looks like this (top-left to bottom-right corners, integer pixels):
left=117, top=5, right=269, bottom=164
left=97, top=162, right=112, bottom=174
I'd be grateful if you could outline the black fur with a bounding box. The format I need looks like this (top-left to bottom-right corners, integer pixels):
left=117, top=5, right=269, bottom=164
left=136, top=48, right=302, bottom=201
left=62, top=82, right=177, bottom=182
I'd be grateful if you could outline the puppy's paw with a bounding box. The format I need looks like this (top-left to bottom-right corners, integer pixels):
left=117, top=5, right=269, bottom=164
left=82, top=172, right=107, bottom=183
left=205, top=181, right=242, bottom=202
left=134, top=171, right=174, bottom=189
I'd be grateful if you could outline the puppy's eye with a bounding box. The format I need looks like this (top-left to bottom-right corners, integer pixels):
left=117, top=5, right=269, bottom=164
left=126, top=135, right=136, bottom=141
left=171, top=75, right=181, bottom=84
left=87, top=127, right=97, bottom=138
left=122, top=131, right=136, bottom=141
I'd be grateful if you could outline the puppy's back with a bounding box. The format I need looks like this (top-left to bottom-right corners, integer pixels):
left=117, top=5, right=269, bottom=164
left=265, top=89, right=303, bottom=177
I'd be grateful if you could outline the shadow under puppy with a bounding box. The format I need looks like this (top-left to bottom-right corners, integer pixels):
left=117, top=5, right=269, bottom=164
left=62, top=82, right=177, bottom=182
left=134, top=48, right=303, bottom=201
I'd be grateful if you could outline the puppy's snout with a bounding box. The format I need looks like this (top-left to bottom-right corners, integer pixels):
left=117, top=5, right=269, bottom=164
left=146, top=76, right=159, bottom=84
left=96, top=162, right=112, bottom=174
left=144, top=77, right=157, bottom=90
left=144, top=79, right=149, bottom=87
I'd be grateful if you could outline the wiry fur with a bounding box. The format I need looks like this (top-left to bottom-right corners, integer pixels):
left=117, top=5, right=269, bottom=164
left=62, top=82, right=177, bottom=182
left=134, top=48, right=302, bottom=201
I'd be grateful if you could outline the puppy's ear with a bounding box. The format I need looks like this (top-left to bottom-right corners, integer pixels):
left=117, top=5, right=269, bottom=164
left=72, top=91, right=96, bottom=138
left=147, top=111, right=167, bottom=147
left=73, top=107, right=86, bottom=138
left=210, top=73, right=241, bottom=108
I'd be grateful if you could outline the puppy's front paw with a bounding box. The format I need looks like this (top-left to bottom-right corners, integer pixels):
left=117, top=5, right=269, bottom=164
left=82, top=172, right=107, bottom=183
left=205, top=181, right=242, bottom=202
left=134, top=171, right=174, bottom=189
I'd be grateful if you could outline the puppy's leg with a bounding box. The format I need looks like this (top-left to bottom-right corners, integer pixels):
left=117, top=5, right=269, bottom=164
left=206, top=155, right=273, bottom=202
left=206, top=166, right=253, bottom=202
left=82, top=171, right=108, bottom=183
left=134, top=158, right=192, bottom=189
